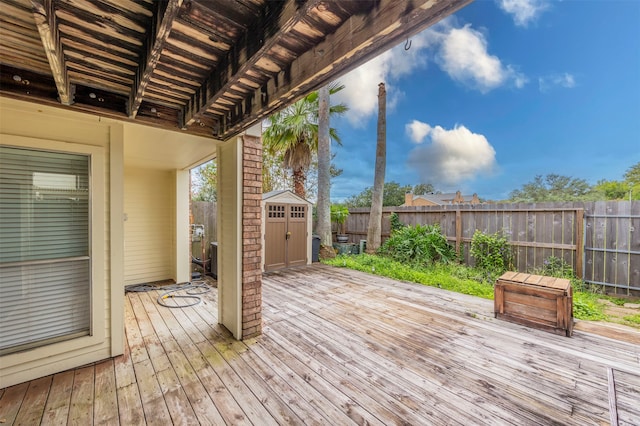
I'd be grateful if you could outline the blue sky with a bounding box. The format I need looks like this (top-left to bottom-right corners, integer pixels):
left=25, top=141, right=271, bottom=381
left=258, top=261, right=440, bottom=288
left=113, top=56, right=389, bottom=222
left=328, top=0, right=640, bottom=202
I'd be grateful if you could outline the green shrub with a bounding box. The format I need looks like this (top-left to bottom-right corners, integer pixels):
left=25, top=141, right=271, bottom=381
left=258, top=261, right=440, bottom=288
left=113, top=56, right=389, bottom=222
left=623, top=314, right=640, bottom=325
left=389, top=212, right=404, bottom=233
left=330, top=204, right=349, bottom=234
left=379, top=223, right=456, bottom=266
left=470, top=230, right=513, bottom=275
left=533, top=256, right=574, bottom=279
left=573, top=292, right=607, bottom=321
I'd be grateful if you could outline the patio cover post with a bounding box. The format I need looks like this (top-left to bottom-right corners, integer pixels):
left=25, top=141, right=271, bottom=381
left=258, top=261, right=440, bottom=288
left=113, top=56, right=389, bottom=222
left=216, top=131, right=263, bottom=339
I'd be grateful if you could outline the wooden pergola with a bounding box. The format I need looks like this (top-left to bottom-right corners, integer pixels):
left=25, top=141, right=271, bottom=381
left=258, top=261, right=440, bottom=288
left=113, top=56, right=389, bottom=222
left=0, top=0, right=471, bottom=140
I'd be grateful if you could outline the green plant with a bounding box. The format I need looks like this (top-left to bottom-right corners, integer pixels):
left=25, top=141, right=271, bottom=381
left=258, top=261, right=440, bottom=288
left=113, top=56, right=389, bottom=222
left=378, top=223, right=456, bottom=266
left=389, top=212, right=404, bottom=233
left=330, top=204, right=349, bottom=234
left=533, top=256, right=574, bottom=279
left=573, top=292, right=607, bottom=321
left=323, top=254, right=493, bottom=299
left=623, top=314, right=640, bottom=325
left=470, top=230, right=513, bottom=275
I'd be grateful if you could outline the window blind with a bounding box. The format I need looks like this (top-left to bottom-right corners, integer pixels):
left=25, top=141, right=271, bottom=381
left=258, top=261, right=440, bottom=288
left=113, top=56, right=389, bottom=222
left=0, top=146, right=91, bottom=354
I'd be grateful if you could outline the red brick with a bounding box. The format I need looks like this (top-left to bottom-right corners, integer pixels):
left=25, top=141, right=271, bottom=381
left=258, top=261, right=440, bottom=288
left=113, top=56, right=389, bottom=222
left=243, top=318, right=262, bottom=328
left=243, top=294, right=260, bottom=303
left=243, top=193, right=262, bottom=200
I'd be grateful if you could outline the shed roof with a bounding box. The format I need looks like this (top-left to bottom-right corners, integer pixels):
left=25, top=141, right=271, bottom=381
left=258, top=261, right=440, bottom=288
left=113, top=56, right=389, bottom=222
left=0, top=0, right=471, bottom=140
left=262, top=189, right=309, bottom=205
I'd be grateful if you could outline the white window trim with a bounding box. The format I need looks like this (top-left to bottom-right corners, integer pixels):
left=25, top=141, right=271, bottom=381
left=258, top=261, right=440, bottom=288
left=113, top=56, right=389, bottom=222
left=0, top=134, right=106, bottom=367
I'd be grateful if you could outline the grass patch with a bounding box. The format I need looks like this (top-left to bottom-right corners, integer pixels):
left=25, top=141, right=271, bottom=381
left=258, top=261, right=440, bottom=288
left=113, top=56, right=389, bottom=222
left=572, top=292, right=608, bottom=321
left=323, top=253, right=608, bottom=321
left=324, top=254, right=494, bottom=299
left=622, top=314, right=640, bottom=325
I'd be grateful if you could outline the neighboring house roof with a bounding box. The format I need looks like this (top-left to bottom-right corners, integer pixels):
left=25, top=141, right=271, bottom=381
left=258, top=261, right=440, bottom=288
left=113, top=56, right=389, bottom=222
left=418, top=193, right=475, bottom=204
left=402, top=191, right=480, bottom=206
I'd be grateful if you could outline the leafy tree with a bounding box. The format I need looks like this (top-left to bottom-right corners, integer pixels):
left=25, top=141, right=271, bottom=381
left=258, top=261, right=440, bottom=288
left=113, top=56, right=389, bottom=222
left=623, top=161, right=640, bottom=200
left=508, top=174, right=592, bottom=202
left=592, top=179, right=630, bottom=200
left=345, top=181, right=412, bottom=207
left=262, top=150, right=289, bottom=194
left=191, top=160, right=217, bottom=201
left=624, top=161, right=640, bottom=186
left=413, top=183, right=437, bottom=195
left=262, top=83, right=347, bottom=198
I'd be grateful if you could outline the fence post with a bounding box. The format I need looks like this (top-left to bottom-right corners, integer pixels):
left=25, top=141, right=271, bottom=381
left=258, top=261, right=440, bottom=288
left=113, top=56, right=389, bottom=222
left=455, top=208, right=462, bottom=257
left=575, top=208, right=584, bottom=279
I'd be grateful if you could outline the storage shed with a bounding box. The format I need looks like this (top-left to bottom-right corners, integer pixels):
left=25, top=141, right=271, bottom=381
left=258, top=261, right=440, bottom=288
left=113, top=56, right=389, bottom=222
left=262, top=190, right=312, bottom=271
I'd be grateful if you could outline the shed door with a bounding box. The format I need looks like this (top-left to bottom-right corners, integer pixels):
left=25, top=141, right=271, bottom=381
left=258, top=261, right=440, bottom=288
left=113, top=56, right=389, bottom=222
left=287, top=204, right=307, bottom=267
left=264, top=203, right=307, bottom=271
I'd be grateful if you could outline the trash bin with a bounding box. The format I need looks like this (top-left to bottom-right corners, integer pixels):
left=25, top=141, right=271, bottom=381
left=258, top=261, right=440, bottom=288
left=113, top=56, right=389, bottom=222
left=312, top=235, right=321, bottom=262
left=210, top=242, right=218, bottom=279
left=359, top=239, right=367, bottom=254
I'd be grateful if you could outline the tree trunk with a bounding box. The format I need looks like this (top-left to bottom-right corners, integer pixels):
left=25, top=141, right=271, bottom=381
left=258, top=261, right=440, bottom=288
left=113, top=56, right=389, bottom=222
left=292, top=168, right=306, bottom=199
left=316, top=85, right=332, bottom=247
left=366, top=82, right=386, bottom=253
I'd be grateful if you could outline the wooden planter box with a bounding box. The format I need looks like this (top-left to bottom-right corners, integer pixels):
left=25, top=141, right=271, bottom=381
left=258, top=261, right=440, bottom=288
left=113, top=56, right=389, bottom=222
left=495, top=272, right=573, bottom=337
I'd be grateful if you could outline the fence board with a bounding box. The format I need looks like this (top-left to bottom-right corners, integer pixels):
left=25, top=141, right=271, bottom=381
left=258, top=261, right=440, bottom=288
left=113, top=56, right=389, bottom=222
left=191, top=201, right=217, bottom=261
left=615, top=202, right=631, bottom=294
left=631, top=202, right=640, bottom=288
left=605, top=202, right=618, bottom=289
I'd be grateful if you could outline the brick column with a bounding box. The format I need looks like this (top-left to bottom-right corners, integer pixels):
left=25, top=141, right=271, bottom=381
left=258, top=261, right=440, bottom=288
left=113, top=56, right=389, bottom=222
left=241, top=134, right=263, bottom=338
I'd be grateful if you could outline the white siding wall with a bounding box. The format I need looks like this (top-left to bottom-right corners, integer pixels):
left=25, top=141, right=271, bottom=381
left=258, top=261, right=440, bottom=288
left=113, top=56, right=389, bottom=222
left=0, top=97, right=117, bottom=387
left=0, top=96, right=214, bottom=387
left=124, top=167, right=175, bottom=285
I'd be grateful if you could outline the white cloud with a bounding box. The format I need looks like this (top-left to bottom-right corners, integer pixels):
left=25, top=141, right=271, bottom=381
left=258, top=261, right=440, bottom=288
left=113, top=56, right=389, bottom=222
left=334, top=18, right=526, bottom=125
left=406, top=122, right=497, bottom=186
left=333, top=52, right=392, bottom=127
left=333, top=30, right=438, bottom=127
left=497, top=0, right=550, bottom=27
left=406, top=120, right=432, bottom=144
left=438, top=24, right=527, bottom=93
left=538, top=72, right=576, bottom=92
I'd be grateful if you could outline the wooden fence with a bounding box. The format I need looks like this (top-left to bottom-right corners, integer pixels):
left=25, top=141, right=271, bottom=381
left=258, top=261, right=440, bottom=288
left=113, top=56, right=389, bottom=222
left=344, top=201, right=640, bottom=294
left=583, top=201, right=640, bottom=293
left=190, top=200, right=639, bottom=293
left=191, top=201, right=217, bottom=259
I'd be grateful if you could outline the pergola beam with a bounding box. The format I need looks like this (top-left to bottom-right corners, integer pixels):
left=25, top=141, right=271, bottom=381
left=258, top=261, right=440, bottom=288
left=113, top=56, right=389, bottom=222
left=31, top=0, right=73, bottom=105
left=128, top=0, right=183, bottom=118
left=182, top=0, right=321, bottom=127
left=218, top=0, right=473, bottom=139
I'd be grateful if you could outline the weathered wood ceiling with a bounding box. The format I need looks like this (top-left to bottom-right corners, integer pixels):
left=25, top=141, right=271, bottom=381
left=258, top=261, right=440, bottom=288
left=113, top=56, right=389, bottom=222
left=0, top=0, right=471, bottom=140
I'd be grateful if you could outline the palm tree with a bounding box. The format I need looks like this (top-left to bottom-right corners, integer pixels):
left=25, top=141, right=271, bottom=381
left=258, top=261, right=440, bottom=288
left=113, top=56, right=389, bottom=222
left=262, top=83, right=347, bottom=199
left=366, top=82, right=386, bottom=253
left=316, top=85, right=332, bottom=246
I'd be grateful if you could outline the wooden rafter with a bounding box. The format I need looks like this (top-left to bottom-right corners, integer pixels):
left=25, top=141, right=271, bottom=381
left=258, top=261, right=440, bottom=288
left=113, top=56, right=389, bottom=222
left=217, top=0, right=473, bottom=139
left=31, top=0, right=73, bottom=105
left=182, top=0, right=321, bottom=128
left=128, top=0, right=183, bottom=118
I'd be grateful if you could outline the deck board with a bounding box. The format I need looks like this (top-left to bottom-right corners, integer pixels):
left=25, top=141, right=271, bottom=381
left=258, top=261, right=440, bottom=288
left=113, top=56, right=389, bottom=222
left=2, top=264, right=639, bottom=425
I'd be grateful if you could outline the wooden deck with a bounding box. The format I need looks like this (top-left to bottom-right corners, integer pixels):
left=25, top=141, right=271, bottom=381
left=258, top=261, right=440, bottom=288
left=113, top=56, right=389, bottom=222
left=1, top=264, right=639, bottom=425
